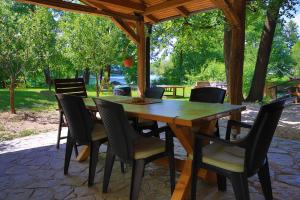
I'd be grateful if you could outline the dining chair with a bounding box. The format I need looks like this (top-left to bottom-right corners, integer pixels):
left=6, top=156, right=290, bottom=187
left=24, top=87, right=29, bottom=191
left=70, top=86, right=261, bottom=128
left=113, top=86, right=132, bottom=96
left=93, top=98, right=175, bottom=200
left=54, top=78, right=87, bottom=150
left=136, top=87, right=165, bottom=137
left=56, top=94, right=107, bottom=186
left=191, top=98, right=286, bottom=200
left=189, top=87, right=226, bottom=137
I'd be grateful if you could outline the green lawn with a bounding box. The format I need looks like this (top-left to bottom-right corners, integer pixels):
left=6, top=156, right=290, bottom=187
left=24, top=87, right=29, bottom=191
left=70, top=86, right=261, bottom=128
left=0, top=86, right=192, bottom=112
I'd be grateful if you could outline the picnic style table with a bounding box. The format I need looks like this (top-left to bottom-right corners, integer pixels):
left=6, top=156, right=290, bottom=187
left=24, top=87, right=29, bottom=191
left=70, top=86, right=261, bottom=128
left=83, top=96, right=245, bottom=200
left=157, top=85, right=185, bottom=97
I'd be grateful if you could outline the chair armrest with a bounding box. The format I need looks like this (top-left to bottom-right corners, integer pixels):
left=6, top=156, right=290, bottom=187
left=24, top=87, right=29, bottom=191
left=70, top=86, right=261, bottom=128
left=225, top=120, right=252, bottom=140
left=196, top=133, right=237, bottom=147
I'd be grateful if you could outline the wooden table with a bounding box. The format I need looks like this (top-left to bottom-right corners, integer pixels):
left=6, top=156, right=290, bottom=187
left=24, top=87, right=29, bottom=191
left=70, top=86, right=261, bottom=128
left=157, top=85, right=185, bottom=97
left=84, top=96, right=245, bottom=200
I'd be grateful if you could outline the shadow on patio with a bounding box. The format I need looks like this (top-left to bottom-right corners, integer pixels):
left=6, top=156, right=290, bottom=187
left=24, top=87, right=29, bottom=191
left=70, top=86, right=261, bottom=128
left=0, top=127, right=299, bottom=200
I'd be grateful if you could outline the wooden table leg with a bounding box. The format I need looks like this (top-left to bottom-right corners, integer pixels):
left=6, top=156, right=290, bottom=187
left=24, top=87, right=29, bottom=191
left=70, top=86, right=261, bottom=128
left=171, top=159, right=192, bottom=200
left=168, top=123, right=217, bottom=200
left=76, top=145, right=90, bottom=162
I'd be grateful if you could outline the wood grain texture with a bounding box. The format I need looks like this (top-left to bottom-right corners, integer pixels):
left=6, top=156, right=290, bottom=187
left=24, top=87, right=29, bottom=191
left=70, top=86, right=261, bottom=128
left=85, top=96, right=245, bottom=127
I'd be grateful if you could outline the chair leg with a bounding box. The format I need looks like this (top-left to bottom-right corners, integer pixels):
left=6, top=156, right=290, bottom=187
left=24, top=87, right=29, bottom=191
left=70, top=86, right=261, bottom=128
left=88, top=141, right=101, bottom=186
left=152, top=122, right=159, bottom=137
left=258, top=159, right=273, bottom=200
left=57, top=111, right=63, bottom=149
left=166, top=130, right=175, bottom=194
left=191, top=138, right=201, bottom=200
left=130, top=159, right=145, bottom=200
left=74, top=144, right=79, bottom=157
left=103, top=144, right=115, bottom=193
left=217, top=174, right=227, bottom=191
left=64, top=137, right=74, bottom=175
left=231, top=173, right=250, bottom=200
left=214, top=121, right=220, bottom=138
left=120, top=162, right=125, bottom=173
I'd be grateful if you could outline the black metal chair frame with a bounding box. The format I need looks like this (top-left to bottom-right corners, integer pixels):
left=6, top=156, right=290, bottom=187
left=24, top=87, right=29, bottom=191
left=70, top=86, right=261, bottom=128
left=93, top=98, right=175, bottom=200
left=191, top=98, right=286, bottom=200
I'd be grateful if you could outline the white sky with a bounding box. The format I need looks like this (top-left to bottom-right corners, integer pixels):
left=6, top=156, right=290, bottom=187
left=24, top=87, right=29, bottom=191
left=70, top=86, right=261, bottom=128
left=292, top=5, right=300, bottom=33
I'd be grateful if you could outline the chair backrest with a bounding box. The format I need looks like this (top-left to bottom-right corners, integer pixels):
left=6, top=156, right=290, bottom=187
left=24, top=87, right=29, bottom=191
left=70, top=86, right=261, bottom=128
left=245, top=98, right=285, bottom=175
left=189, top=87, right=226, bottom=103
left=54, top=78, right=87, bottom=97
left=145, top=87, right=165, bottom=99
left=56, top=94, right=93, bottom=145
left=113, top=86, right=132, bottom=96
left=93, top=98, right=137, bottom=161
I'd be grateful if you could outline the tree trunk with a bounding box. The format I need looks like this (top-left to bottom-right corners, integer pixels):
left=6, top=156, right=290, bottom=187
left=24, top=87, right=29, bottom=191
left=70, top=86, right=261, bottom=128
left=83, top=68, right=90, bottom=85
left=106, top=65, right=111, bottom=83
left=96, top=72, right=100, bottom=97
left=10, top=75, right=16, bottom=114
left=224, top=20, right=232, bottom=90
left=99, top=68, right=104, bottom=85
left=75, top=70, right=79, bottom=79
left=246, top=0, right=283, bottom=102
left=43, top=67, right=51, bottom=91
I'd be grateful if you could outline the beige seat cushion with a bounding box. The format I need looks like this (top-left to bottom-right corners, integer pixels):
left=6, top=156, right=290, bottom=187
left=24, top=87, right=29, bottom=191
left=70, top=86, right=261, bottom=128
left=202, top=143, right=245, bottom=172
left=91, top=123, right=107, bottom=141
left=134, top=137, right=165, bottom=159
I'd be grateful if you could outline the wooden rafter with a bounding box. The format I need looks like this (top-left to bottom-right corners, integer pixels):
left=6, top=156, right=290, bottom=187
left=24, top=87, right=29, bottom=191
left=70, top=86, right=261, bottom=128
left=210, top=0, right=241, bottom=27
left=17, top=0, right=139, bottom=21
left=143, top=0, right=194, bottom=16
left=88, top=0, right=146, bottom=12
left=80, top=0, right=137, bottom=36
left=112, top=18, right=139, bottom=44
left=176, top=6, right=189, bottom=17
left=145, top=14, right=159, bottom=24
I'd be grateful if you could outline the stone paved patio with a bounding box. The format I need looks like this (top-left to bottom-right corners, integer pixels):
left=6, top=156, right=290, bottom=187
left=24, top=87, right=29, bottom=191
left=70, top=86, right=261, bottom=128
left=0, top=104, right=299, bottom=200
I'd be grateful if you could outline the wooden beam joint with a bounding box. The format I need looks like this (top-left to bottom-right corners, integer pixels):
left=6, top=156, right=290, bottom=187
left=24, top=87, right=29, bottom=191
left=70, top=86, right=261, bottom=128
left=210, top=0, right=241, bottom=28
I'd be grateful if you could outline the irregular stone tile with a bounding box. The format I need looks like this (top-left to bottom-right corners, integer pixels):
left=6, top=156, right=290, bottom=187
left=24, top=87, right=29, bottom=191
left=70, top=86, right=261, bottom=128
left=5, top=189, right=34, bottom=200
left=268, top=153, right=294, bottom=166
left=277, top=174, right=300, bottom=187
left=30, top=188, right=54, bottom=200
left=53, top=185, right=74, bottom=199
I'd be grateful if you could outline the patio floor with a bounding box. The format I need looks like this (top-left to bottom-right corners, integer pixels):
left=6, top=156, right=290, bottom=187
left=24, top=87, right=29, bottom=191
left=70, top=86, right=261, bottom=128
left=0, top=103, right=299, bottom=200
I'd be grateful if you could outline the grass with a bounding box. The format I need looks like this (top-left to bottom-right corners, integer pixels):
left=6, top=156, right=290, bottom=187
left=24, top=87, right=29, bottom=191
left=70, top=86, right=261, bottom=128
left=0, top=86, right=193, bottom=112
left=0, top=88, right=57, bottom=112
left=0, top=86, right=192, bottom=141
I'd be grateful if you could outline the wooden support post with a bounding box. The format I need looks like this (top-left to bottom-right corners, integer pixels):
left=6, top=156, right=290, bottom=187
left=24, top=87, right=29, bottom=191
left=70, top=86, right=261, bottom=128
left=136, top=15, right=146, bottom=97
left=227, top=0, right=246, bottom=122
left=146, top=24, right=152, bottom=89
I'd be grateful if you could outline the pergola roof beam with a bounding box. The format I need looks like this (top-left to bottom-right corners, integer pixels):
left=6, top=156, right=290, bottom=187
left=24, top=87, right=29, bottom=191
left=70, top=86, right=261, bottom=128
left=145, top=14, right=159, bottom=24
left=143, top=0, right=194, bottom=16
left=176, top=6, right=190, bottom=17
left=88, top=0, right=146, bottom=12
left=17, top=0, right=139, bottom=21
left=112, top=18, right=139, bottom=44
left=210, top=0, right=241, bottom=27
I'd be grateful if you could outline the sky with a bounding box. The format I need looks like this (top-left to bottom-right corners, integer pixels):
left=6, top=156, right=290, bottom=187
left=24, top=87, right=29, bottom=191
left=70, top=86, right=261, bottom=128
left=292, top=5, right=300, bottom=32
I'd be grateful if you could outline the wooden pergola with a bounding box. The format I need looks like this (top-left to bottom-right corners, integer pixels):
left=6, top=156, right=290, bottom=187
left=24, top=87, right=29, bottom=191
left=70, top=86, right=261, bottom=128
left=17, top=0, right=246, bottom=111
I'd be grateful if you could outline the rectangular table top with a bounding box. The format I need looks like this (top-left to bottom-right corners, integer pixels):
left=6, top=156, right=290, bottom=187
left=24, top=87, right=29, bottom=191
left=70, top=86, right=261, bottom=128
left=84, top=96, right=245, bottom=127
